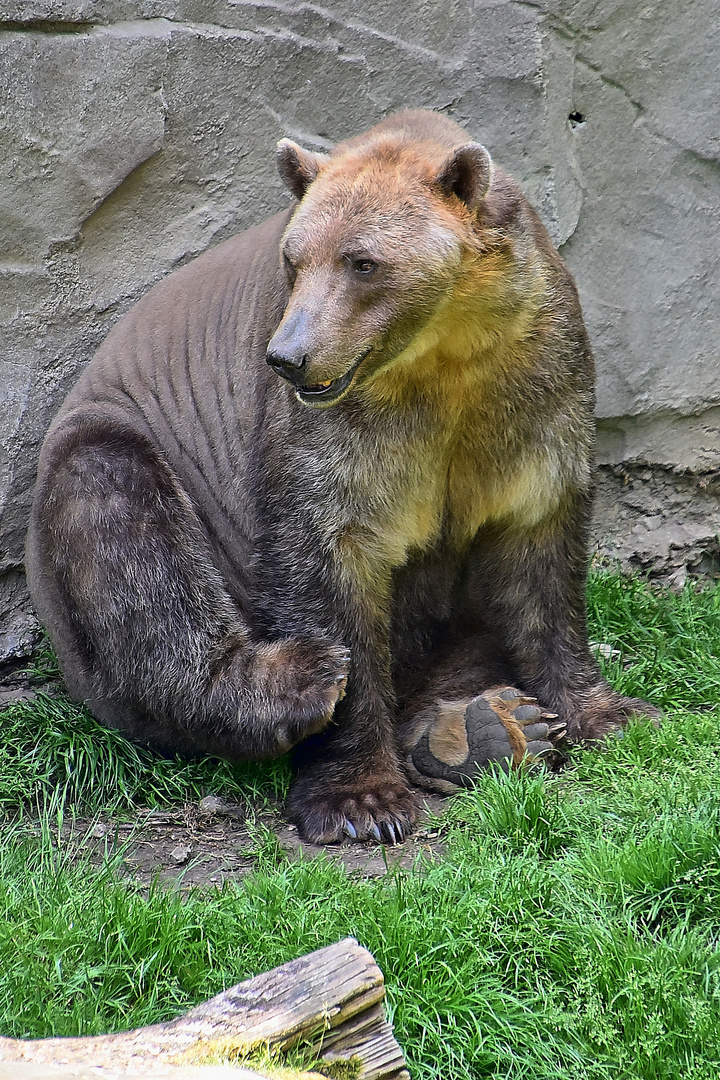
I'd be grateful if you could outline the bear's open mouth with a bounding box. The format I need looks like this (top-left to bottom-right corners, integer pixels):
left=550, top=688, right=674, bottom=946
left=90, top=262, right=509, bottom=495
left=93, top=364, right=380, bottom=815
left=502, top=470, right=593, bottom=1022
left=296, top=347, right=372, bottom=405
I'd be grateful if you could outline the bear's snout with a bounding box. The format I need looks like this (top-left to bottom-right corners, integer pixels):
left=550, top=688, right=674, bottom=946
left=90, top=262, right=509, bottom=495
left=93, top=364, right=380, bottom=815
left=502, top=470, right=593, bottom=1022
left=267, top=307, right=316, bottom=386
left=266, top=345, right=309, bottom=386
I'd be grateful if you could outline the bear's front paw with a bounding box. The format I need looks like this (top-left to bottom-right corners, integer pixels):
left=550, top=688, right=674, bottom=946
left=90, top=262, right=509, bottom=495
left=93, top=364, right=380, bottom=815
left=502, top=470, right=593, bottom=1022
left=252, top=637, right=350, bottom=751
left=288, top=770, right=417, bottom=845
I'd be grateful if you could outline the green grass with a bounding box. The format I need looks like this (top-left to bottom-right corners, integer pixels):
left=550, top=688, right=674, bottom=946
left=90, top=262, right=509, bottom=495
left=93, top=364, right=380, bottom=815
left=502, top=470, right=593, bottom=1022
left=0, top=640, right=289, bottom=813
left=586, top=570, right=720, bottom=709
left=1, top=570, right=720, bottom=1079
left=0, top=691, right=289, bottom=813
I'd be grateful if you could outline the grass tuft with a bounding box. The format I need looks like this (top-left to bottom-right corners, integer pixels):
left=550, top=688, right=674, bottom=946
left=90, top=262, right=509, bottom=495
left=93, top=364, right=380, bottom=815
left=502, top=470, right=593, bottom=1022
left=587, top=569, right=720, bottom=710
left=0, top=691, right=289, bottom=814
left=445, top=765, right=576, bottom=858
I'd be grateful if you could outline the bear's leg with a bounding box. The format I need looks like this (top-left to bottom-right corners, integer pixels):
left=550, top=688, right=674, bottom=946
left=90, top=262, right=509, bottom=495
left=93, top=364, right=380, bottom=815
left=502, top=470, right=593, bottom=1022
left=466, top=498, right=661, bottom=741
left=30, top=425, right=349, bottom=760
left=395, top=637, right=564, bottom=792
left=287, top=666, right=419, bottom=845
left=285, top=590, right=418, bottom=846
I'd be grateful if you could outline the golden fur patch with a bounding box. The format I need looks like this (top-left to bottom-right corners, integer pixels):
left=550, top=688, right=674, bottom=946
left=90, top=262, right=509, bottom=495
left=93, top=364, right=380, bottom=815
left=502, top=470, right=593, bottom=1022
left=427, top=701, right=471, bottom=767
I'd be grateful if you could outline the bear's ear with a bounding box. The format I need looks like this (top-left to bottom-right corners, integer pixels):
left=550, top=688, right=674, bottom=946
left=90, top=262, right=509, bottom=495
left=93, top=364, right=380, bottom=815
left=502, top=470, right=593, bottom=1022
left=434, top=143, right=493, bottom=210
left=276, top=139, right=329, bottom=200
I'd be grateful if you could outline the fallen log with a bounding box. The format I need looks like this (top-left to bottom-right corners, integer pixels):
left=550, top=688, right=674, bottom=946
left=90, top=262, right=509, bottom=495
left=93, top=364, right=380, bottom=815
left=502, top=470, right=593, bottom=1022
left=1, top=1065, right=276, bottom=1079
left=0, top=938, right=409, bottom=1080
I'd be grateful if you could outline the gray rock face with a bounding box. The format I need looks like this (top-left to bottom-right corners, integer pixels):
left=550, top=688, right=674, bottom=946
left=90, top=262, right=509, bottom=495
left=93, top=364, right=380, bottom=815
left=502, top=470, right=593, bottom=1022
left=593, top=466, right=720, bottom=588
left=1, top=0, right=718, bottom=660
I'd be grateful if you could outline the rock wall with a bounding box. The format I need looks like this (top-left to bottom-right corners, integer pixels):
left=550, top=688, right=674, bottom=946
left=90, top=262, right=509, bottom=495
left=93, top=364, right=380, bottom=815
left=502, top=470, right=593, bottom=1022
left=1, top=0, right=719, bottom=660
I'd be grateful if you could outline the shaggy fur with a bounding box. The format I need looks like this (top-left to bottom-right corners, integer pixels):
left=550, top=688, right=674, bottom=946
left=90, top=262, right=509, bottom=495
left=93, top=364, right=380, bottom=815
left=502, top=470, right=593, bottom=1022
left=26, top=111, right=657, bottom=844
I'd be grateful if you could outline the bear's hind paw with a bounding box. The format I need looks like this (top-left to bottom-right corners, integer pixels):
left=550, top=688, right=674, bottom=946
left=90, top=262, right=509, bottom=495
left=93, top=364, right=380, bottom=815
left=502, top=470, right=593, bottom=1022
left=249, top=637, right=351, bottom=752
left=399, top=688, right=566, bottom=794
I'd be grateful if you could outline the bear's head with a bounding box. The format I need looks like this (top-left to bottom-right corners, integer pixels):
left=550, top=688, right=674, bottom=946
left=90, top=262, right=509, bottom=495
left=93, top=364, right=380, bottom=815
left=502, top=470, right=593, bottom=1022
left=266, top=123, right=494, bottom=408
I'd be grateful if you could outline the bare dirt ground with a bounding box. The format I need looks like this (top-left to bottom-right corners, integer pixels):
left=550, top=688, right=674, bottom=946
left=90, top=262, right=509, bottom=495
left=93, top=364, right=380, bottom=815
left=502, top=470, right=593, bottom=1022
left=1, top=663, right=448, bottom=887
left=55, top=794, right=448, bottom=889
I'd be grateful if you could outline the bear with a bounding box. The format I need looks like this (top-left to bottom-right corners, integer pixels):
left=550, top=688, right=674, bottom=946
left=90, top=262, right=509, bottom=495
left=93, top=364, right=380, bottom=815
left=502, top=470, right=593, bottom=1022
left=26, top=110, right=658, bottom=844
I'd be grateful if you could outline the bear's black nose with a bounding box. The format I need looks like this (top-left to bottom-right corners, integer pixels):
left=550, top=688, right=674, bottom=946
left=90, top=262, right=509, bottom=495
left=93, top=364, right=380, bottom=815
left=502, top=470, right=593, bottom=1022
left=266, top=348, right=309, bottom=386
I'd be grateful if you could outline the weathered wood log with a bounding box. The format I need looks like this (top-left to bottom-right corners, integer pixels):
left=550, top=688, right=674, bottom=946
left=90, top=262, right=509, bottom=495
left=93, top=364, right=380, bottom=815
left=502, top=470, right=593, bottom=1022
left=0, top=938, right=409, bottom=1079
left=1, top=1064, right=275, bottom=1079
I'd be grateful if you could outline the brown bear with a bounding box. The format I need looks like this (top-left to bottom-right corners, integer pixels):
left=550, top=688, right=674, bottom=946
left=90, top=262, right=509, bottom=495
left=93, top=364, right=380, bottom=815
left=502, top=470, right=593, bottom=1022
left=26, top=110, right=657, bottom=844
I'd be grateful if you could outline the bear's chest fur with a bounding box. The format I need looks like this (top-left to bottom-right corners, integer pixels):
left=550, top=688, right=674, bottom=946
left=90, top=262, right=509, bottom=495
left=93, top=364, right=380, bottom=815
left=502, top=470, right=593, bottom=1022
left=319, top=380, right=567, bottom=592
left=322, top=277, right=577, bottom=581
left=354, top=424, right=561, bottom=559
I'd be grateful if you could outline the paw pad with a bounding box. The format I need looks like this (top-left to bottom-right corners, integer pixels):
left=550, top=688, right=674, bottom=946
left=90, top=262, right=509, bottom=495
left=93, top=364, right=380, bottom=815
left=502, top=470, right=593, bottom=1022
left=401, top=688, right=565, bottom=794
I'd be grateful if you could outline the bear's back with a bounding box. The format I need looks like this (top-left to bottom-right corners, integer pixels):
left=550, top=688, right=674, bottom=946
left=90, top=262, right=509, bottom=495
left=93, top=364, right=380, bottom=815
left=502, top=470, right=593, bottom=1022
left=40, top=209, right=292, bottom=508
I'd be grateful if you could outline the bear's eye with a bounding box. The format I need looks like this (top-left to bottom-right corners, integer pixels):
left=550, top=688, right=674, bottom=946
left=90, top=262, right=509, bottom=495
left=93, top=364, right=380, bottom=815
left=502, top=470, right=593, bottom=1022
left=352, top=258, right=377, bottom=276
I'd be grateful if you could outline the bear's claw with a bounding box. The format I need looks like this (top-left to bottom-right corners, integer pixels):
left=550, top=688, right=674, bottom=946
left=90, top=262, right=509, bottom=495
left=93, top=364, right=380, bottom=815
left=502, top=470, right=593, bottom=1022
left=288, top=772, right=417, bottom=845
